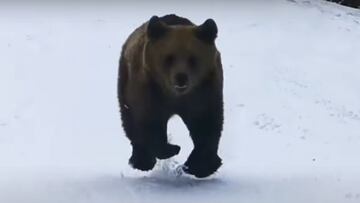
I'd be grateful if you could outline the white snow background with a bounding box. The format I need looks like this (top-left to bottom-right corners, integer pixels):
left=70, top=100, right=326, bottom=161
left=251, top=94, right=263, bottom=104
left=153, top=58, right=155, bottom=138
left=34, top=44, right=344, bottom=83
left=1, top=0, right=360, bottom=202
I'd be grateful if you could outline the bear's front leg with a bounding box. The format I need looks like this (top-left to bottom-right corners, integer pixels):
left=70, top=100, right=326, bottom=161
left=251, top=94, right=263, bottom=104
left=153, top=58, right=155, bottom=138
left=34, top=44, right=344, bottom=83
left=181, top=101, right=223, bottom=178
left=129, top=143, right=157, bottom=171
left=183, top=133, right=222, bottom=178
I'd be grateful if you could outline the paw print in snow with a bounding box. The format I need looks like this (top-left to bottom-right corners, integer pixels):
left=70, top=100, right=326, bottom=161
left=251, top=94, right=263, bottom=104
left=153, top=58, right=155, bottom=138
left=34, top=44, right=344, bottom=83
left=254, top=114, right=282, bottom=133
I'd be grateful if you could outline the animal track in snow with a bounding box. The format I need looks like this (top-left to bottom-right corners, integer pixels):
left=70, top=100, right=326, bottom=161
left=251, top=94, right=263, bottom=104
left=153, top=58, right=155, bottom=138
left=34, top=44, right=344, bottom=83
left=297, top=126, right=310, bottom=140
left=0, top=120, right=7, bottom=127
left=25, top=34, right=34, bottom=41
left=236, top=104, right=245, bottom=108
left=345, top=192, right=360, bottom=199
left=315, top=99, right=360, bottom=122
left=254, top=114, right=282, bottom=133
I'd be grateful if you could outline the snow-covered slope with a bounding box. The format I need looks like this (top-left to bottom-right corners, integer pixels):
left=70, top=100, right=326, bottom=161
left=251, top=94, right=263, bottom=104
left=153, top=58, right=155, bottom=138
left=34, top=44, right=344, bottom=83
left=1, top=0, right=360, bottom=202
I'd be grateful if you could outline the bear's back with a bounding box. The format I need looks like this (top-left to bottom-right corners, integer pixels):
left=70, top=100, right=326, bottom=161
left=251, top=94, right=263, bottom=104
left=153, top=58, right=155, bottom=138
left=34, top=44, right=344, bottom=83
left=158, top=14, right=194, bottom=26
left=123, top=14, right=194, bottom=54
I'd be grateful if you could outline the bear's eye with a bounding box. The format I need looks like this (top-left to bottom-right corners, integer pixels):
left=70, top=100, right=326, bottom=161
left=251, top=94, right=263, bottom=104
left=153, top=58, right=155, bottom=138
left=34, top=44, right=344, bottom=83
left=188, top=55, right=198, bottom=70
left=164, top=54, right=175, bottom=68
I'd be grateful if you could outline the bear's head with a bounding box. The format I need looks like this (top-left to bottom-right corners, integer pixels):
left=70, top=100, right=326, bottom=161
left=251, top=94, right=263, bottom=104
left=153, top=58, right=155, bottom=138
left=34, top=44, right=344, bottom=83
left=144, top=15, right=219, bottom=96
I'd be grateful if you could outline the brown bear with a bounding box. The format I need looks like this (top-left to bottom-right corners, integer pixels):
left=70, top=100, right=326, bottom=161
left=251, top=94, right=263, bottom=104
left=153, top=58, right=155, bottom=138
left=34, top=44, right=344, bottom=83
left=118, top=14, right=223, bottom=178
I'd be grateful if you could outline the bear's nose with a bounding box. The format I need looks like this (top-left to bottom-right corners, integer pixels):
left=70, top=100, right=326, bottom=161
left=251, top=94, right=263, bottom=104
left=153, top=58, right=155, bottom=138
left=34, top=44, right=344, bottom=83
left=174, top=73, right=189, bottom=90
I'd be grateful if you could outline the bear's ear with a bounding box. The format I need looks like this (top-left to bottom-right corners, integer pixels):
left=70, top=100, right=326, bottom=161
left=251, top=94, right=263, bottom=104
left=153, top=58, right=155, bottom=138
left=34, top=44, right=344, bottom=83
left=147, top=16, right=169, bottom=40
left=196, top=19, right=218, bottom=44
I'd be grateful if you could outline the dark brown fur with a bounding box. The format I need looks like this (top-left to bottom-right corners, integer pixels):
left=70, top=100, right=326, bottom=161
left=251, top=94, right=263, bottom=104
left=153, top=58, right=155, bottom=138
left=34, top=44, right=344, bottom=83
left=118, top=14, right=223, bottom=178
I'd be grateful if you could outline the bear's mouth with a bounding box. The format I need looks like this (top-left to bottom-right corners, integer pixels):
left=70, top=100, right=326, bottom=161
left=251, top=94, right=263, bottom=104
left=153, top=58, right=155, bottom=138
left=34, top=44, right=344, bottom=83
left=174, top=85, right=188, bottom=93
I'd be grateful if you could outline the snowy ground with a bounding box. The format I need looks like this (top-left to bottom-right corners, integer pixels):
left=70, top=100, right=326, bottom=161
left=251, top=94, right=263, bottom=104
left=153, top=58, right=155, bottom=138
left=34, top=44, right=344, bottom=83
left=1, top=0, right=360, bottom=202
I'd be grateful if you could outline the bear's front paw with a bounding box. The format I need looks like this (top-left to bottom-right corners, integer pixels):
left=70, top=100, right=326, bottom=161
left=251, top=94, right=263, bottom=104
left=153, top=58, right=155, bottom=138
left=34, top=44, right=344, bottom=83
left=183, top=150, right=222, bottom=178
left=155, top=143, right=181, bottom=160
left=129, top=147, right=156, bottom=171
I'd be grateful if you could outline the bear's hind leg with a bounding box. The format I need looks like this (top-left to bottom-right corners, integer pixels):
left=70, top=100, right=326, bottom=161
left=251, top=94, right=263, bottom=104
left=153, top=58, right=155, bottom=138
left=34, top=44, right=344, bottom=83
left=155, top=143, right=180, bottom=160
left=152, top=121, right=180, bottom=160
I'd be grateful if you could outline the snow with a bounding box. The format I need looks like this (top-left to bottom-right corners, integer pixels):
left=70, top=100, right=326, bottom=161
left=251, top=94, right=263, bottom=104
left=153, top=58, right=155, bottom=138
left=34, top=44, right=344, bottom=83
left=1, top=0, right=360, bottom=202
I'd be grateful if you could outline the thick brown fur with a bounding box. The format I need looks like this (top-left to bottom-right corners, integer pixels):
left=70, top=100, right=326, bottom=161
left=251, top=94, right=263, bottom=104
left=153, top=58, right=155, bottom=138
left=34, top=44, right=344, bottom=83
left=118, top=14, right=223, bottom=178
